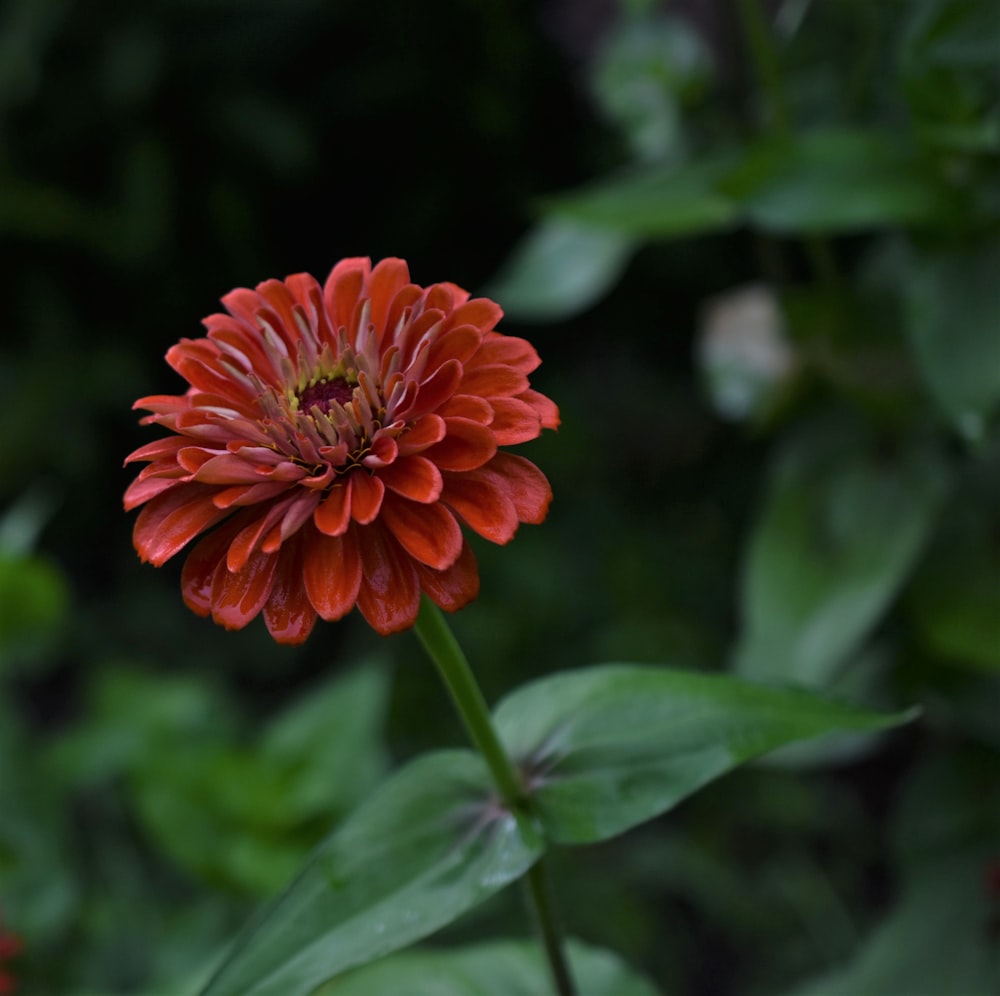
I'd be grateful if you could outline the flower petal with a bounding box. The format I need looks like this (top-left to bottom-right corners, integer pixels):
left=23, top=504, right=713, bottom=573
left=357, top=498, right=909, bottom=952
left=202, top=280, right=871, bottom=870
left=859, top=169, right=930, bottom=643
left=423, top=417, right=497, bottom=472
left=369, top=258, right=411, bottom=339
left=211, top=549, right=278, bottom=630
left=488, top=396, right=543, bottom=445
left=459, top=364, right=530, bottom=399
left=133, top=484, right=231, bottom=566
left=262, top=536, right=318, bottom=644
left=441, top=472, right=519, bottom=544
left=356, top=526, right=421, bottom=635
left=349, top=472, right=385, bottom=524
left=315, top=483, right=352, bottom=536
left=324, top=257, right=370, bottom=332
left=181, top=519, right=244, bottom=616
left=378, top=455, right=442, bottom=503
left=397, top=414, right=446, bottom=456
left=415, top=540, right=480, bottom=612
left=485, top=452, right=553, bottom=523
left=303, top=526, right=363, bottom=621
left=380, top=495, right=462, bottom=570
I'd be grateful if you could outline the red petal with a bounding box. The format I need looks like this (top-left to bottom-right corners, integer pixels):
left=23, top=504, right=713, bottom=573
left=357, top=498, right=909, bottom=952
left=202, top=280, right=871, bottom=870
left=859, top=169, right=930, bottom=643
left=423, top=418, right=497, bottom=472
left=369, top=258, right=410, bottom=339
left=459, top=364, right=529, bottom=399
left=124, top=436, right=187, bottom=466
left=355, top=526, right=421, bottom=635
left=315, top=483, right=352, bottom=536
left=397, top=414, right=446, bottom=456
left=485, top=452, right=553, bottom=523
left=211, top=549, right=278, bottom=629
left=412, top=359, right=462, bottom=416
left=445, top=298, right=503, bottom=333
left=262, top=536, right=318, bottom=644
left=475, top=334, right=541, bottom=373
left=124, top=474, right=181, bottom=512
left=133, top=484, right=231, bottom=566
left=181, top=519, right=243, bottom=616
left=520, top=388, right=561, bottom=430
left=378, top=455, right=442, bottom=503
left=380, top=495, right=462, bottom=570
left=437, top=394, right=493, bottom=424
left=349, top=472, right=385, bottom=524
left=441, top=472, right=519, bottom=544
left=488, top=397, right=543, bottom=445
left=415, top=540, right=480, bottom=612
left=426, top=326, right=482, bottom=371
left=324, top=258, right=370, bottom=332
left=303, top=526, right=363, bottom=621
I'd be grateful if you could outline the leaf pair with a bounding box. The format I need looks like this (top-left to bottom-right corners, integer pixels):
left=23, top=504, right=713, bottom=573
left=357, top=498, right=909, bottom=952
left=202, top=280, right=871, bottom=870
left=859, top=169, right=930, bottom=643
left=200, top=664, right=916, bottom=995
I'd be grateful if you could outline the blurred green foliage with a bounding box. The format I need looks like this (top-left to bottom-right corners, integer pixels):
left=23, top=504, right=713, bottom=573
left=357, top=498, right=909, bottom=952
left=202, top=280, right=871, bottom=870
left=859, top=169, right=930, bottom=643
left=1, top=0, right=999, bottom=992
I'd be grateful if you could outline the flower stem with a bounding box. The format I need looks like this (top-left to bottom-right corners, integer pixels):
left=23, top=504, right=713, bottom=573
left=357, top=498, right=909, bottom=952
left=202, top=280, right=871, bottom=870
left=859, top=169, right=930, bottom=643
left=526, top=861, right=578, bottom=996
left=413, top=596, right=523, bottom=807
left=413, top=596, right=576, bottom=996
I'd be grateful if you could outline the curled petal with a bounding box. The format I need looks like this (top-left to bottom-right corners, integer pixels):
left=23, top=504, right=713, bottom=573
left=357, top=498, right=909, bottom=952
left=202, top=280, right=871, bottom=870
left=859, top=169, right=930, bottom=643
left=397, top=414, right=446, bottom=455
left=349, top=472, right=385, bottom=524
left=133, top=484, right=231, bottom=566
left=182, top=518, right=244, bottom=616
left=211, top=549, right=278, bottom=630
left=415, top=539, right=480, bottom=613
left=315, top=483, right=352, bottom=536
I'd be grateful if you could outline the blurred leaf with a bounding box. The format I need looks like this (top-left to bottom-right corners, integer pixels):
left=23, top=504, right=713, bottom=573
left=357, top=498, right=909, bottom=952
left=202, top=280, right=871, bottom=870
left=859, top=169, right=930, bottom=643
left=493, top=664, right=916, bottom=845
left=789, top=748, right=1000, bottom=996
left=721, top=129, right=949, bottom=233
left=321, top=938, right=660, bottom=996
left=905, top=242, right=1000, bottom=439
left=0, top=551, right=70, bottom=671
left=733, top=421, right=947, bottom=686
left=200, top=751, right=544, bottom=996
left=546, top=160, right=736, bottom=238
left=485, top=219, right=634, bottom=322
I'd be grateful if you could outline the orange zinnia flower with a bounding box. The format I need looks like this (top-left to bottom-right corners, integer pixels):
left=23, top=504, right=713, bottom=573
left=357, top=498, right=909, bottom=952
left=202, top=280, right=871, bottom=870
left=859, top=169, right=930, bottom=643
left=125, top=258, right=559, bottom=643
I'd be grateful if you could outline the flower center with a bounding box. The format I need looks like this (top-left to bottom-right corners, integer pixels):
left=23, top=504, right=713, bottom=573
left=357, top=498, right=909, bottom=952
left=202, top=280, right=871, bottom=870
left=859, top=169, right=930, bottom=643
left=297, top=376, right=354, bottom=415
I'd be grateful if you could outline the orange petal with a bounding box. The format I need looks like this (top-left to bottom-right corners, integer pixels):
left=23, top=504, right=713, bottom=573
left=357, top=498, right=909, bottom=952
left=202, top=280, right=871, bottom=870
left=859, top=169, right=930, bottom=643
left=488, top=397, right=543, bottom=445
left=397, top=414, right=446, bottom=456
left=412, top=359, right=462, bottom=415
left=445, top=298, right=503, bottom=333
left=368, top=258, right=411, bottom=339
left=181, top=519, right=243, bottom=616
left=415, top=540, right=480, bottom=613
left=262, top=536, right=318, bottom=644
left=211, top=549, right=278, bottom=630
left=459, top=364, right=529, bottom=399
left=485, top=452, right=553, bottom=524
left=349, top=472, right=385, bottom=524
left=423, top=418, right=497, bottom=472
left=378, top=456, right=442, bottom=503
left=315, top=483, right=352, bottom=536
left=441, top=472, right=519, bottom=544
left=356, top=526, right=421, bottom=635
left=133, top=484, right=231, bottom=566
left=323, top=258, right=370, bottom=332
left=380, top=495, right=462, bottom=570
left=475, top=334, right=541, bottom=373
left=303, top=526, right=363, bottom=621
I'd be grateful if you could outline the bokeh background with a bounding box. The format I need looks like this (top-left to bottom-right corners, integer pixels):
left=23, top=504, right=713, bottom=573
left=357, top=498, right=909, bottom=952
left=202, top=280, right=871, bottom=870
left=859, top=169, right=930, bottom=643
left=2, top=0, right=999, bottom=993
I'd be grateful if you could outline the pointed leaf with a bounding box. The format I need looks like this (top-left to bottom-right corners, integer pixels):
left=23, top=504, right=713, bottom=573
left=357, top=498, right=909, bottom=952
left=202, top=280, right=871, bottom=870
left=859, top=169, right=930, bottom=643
left=485, top=219, right=634, bottom=322
left=493, top=664, right=916, bottom=844
left=732, top=422, right=946, bottom=686
left=905, top=242, right=1000, bottom=438
left=200, top=751, right=544, bottom=996
left=321, top=939, right=660, bottom=996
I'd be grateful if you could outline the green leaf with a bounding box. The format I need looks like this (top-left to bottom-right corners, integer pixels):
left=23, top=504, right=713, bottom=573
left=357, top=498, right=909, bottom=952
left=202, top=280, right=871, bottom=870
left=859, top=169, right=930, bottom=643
left=321, top=938, right=660, bottom=996
left=546, top=160, right=736, bottom=238
left=485, top=218, right=634, bottom=322
left=732, top=422, right=947, bottom=686
left=493, top=664, right=915, bottom=845
left=722, top=129, right=949, bottom=233
left=200, top=751, right=544, bottom=996
left=905, top=242, right=1000, bottom=438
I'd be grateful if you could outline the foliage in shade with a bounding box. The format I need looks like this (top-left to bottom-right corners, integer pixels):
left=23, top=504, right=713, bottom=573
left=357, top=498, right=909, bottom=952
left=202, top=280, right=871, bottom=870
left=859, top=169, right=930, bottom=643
left=493, top=665, right=917, bottom=845
left=125, top=258, right=558, bottom=643
left=199, top=751, right=543, bottom=996
left=316, top=939, right=660, bottom=996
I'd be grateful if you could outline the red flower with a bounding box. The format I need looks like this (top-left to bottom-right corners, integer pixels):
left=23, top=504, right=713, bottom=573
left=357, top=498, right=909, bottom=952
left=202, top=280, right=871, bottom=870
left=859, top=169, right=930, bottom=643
left=0, top=914, right=21, bottom=994
left=125, top=258, right=559, bottom=643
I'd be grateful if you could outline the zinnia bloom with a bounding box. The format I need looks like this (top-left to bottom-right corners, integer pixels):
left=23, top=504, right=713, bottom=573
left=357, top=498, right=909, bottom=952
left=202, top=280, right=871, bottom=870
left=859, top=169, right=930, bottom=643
left=125, top=257, right=559, bottom=643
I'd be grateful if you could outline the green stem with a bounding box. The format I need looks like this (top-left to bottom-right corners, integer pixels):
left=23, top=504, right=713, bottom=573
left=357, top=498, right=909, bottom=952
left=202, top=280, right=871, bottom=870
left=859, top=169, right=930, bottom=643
left=526, top=861, right=578, bottom=996
left=413, top=596, right=524, bottom=807
left=734, top=0, right=790, bottom=133
left=413, top=596, right=576, bottom=996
